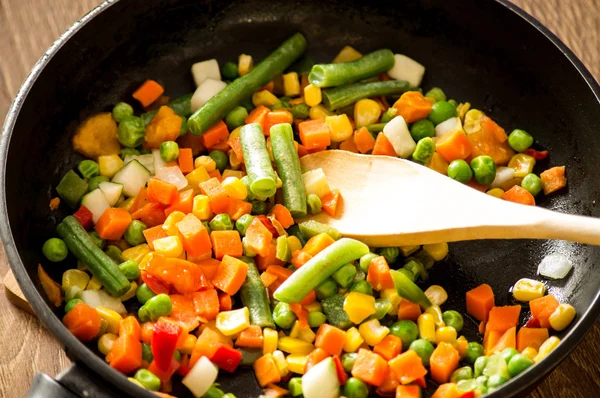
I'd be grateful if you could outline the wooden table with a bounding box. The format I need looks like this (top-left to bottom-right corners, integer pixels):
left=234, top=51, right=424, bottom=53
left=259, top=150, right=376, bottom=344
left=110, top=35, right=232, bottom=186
left=1, top=0, right=599, bottom=397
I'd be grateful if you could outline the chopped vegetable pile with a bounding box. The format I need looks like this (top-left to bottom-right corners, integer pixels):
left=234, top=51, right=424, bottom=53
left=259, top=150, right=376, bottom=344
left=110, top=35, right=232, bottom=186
left=40, top=33, right=575, bottom=398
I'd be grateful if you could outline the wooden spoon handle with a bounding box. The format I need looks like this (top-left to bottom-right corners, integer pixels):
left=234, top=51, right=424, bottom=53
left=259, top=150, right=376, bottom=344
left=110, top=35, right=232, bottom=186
left=519, top=208, right=600, bottom=245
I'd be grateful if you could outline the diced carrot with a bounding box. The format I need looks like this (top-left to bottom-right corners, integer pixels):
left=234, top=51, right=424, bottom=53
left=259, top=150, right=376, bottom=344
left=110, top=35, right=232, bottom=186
left=304, top=348, right=330, bottom=372
left=266, top=265, right=293, bottom=282
left=200, top=177, right=229, bottom=213
left=245, top=106, right=271, bottom=133
left=466, top=179, right=489, bottom=193
left=140, top=322, right=155, bottom=344
left=192, top=289, right=220, bottom=321
left=397, top=300, right=422, bottom=322
left=200, top=120, right=229, bottom=148
left=300, top=289, right=316, bottom=306
left=253, top=354, right=281, bottom=387
left=133, top=79, right=164, bottom=107
left=144, top=106, right=182, bottom=149
left=147, top=178, right=179, bottom=205
left=143, top=225, right=168, bottom=250
left=389, top=349, right=428, bottom=385
left=396, top=385, right=422, bottom=398
left=487, top=326, right=517, bottom=355
left=302, top=232, right=335, bottom=257
left=435, top=130, right=472, bottom=162
left=429, top=342, right=460, bottom=385
left=340, top=135, right=359, bottom=153
left=235, top=325, right=264, bottom=348
left=431, top=383, right=460, bottom=398
left=177, top=133, right=206, bottom=156
left=298, top=118, right=331, bottom=149
left=245, top=217, right=274, bottom=257
left=376, top=368, right=399, bottom=396
left=62, top=302, right=102, bottom=342
left=292, top=250, right=313, bottom=269
left=372, top=132, right=397, bottom=157
left=228, top=136, right=245, bottom=163
left=119, top=316, right=141, bottom=341
left=374, top=335, right=403, bottom=361
left=177, top=148, right=194, bottom=174
left=94, top=208, right=132, bottom=240
left=354, top=127, right=376, bottom=154
left=261, top=271, right=279, bottom=288
left=256, top=240, right=284, bottom=271
left=192, top=258, right=221, bottom=280
left=296, top=142, right=309, bottom=158
left=529, top=295, right=560, bottom=328
left=502, top=185, right=535, bottom=206
left=367, top=256, right=395, bottom=291
left=540, top=166, right=567, bottom=195
left=146, top=255, right=211, bottom=294
left=483, top=329, right=503, bottom=355
left=482, top=116, right=508, bottom=143
left=479, top=321, right=486, bottom=335
left=212, top=254, right=248, bottom=295
left=165, top=189, right=194, bottom=217
left=130, top=187, right=149, bottom=214
left=290, top=303, right=309, bottom=328
left=486, top=305, right=521, bottom=332
left=263, top=110, right=294, bottom=136
left=208, top=169, right=223, bottom=181
left=210, top=230, right=243, bottom=260
left=315, top=324, right=347, bottom=356
left=226, top=198, right=253, bottom=221
left=168, top=294, right=200, bottom=332
left=262, top=384, right=289, bottom=398
left=271, top=204, right=294, bottom=228
left=466, top=284, right=495, bottom=322
left=189, top=328, right=221, bottom=368
left=132, top=202, right=167, bottom=227
left=517, top=327, right=549, bottom=352
left=177, top=213, right=212, bottom=257
left=351, top=348, right=389, bottom=387
left=109, top=334, right=142, bottom=374
left=392, top=92, right=433, bottom=123
left=321, top=189, right=341, bottom=217
left=467, top=120, right=514, bottom=166
left=219, top=292, right=233, bottom=311
left=148, top=358, right=180, bottom=382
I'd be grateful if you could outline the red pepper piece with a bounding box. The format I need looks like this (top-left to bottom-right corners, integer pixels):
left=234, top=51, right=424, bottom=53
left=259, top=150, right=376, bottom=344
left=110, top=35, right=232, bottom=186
left=524, top=316, right=541, bottom=328
left=151, top=318, right=182, bottom=371
left=459, top=392, right=475, bottom=398
left=148, top=358, right=180, bottom=382
left=524, top=148, right=549, bottom=160
left=73, top=206, right=94, bottom=230
left=255, top=215, right=278, bottom=238
left=333, top=355, right=349, bottom=385
left=210, top=344, right=242, bottom=373
left=141, top=272, right=171, bottom=295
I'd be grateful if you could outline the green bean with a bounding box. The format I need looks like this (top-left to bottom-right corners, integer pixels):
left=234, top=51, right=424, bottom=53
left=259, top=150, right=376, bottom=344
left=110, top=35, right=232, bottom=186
left=124, top=220, right=147, bottom=246
left=273, top=302, right=297, bottom=329
left=288, top=55, right=314, bottom=74
left=271, top=124, right=307, bottom=216
left=119, top=260, right=140, bottom=281
left=89, top=231, right=105, bottom=249
left=350, top=280, right=373, bottom=296
left=188, top=33, right=307, bottom=135
left=332, top=263, right=357, bottom=288
left=240, top=256, right=275, bottom=328
left=43, top=238, right=68, bottom=262
left=112, top=102, right=134, bottom=122
left=367, top=123, right=387, bottom=134
left=136, top=283, right=156, bottom=304
left=240, top=123, right=277, bottom=198
left=379, top=247, right=399, bottom=264
left=78, top=160, right=99, bottom=179
left=323, top=80, right=410, bottom=111
left=134, top=369, right=161, bottom=391
left=359, top=252, right=378, bottom=273
left=380, top=107, right=398, bottom=123
left=403, top=259, right=427, bottom=281
left=390, top=269, right=432, bottom=309
left=160, top=141, right=179, bottom=162
left=298, top=220, right=342, bottom=240
left=315, top=278, right=338, bottom=300
left=250, top=200, right=267, bottom=215
left=309, top=49, right=395, bottom=88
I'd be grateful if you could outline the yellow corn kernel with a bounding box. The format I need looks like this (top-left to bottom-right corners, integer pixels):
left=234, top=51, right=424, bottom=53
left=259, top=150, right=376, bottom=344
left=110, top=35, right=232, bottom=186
left=252, top=90, right=279, bottom=107
left=277, top=337, right=315, bottom=355
left=185, top=167, right=211, bottom=192
left=121, top=244, right=151, bottom=264
left=425, top=305, right=445, bottom=328
left=298, top=326, right=316, bottom=344
left=549, top=304, right=576, bottom=331
left=358, top=319, right=390, bottom=346
left=304, top=84, right=322, bottom=107
left=87, top=276, right=102, bottom=290
left=426, top=152, right=449, bottom=175
left=229, top=126, right=242, bottom=141
left=457, top=102, right=471, bottom=121
left=228, top=150, right=242, bottom=170
left=119, top=281, right=138, bottom=302
left=194, top=155, right=217, bottom=172
left=216, top=307, right=250, bottom=336
left=95, top=306, right=123, bottom=335
left=275, top=172, right=283, bottom=189
left=263, top=328, right=279, bottom=354
left=162, top=211, right=186, bottom=236
left=271, top=350, right=290, bottom=377
left=303, top=302, right=322, bottom=313
left=221, top=176, right=247, bottom=200
left=180, top=334, right=198, bottom=355
left=98, top=333, right=118, bottom=356
left=222, top=169, right=245, bottom=179
left=287, top=236, right=303, bottom=254
left=118, top=197, right=134, bottom=211
left=486, top=188, right=505, bottom=198
left=343, top=327, right=365, bottom=353
left=418, top=313, right=437, bottom=343
left=354, top=99, right=381, bottom=128
left=98, top=154, right=123, bottom=178
left=238, top=54, right=253, bottom=76
left=423, top=242, right=449, bottom=261
left=153, top=235, right=184, bottom=258
left=456, top=335, right=469, bottom=359
left=380, top=289, right=402, bottom=315
left=508, top=154, right=536, bottom=177
left=324, top=115, right=351, bottom=143
left=62, top=269, right=91, bottom=291
left=286, top=354, right=308, bottom=375
left=521, top=347, right=538, bottom=361
left=424, top=285, right=448, bottom=306
left=283, top=72, right=301, bottom=97
left=463, top=109, right=486, bottom=134
left=138, top=252, right=154, bottom=271
left=436, top=326, right=457, bottom=345
left=399, top=245, right=420, bottom=257
left=333, top=45, right=362, bottom=63
left=344, top=292, right=376, bottom=324
left=192, top=195, right=212, bottom=221
left=309, top=104, right=335, bottom=120
left=512, top=278, right=547, bottom=302
left=534, top=336, right=560, bottom=363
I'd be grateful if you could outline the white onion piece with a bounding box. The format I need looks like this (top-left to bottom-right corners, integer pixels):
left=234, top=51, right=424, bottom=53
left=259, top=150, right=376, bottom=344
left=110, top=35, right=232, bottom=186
left=191, top=78, right=227, bottom=112
left=490, top=167, right=515, bottom=189
left=182, top=356, right=218, bottom=397
left=80, top=290, right=126, bottom=314
left=387, top=54, right=425, bottom=88
left=191, top=59, right=221, bottom=87
left=383, top=116, right=416, bottom=158
left=435, top=117, right=463, bottom=137
left=538, top=253, right=572, bottom=279
left=152, top=149, right=166, bottom=172
left=302, top=357, right=340, bottom=398
left=155, top=166, right=188, bottom=190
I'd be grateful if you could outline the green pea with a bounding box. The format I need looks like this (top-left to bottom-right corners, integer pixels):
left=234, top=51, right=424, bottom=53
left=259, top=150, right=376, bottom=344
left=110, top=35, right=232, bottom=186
left=288, top=377, right=303, bottom=397
left=465, top=342, right=485, bottom=364
left=315, top=278, right=337, bottom=300
left=379, top=107, right=396, bottom=124
left=521, top=173, right=543, bottom=196
left=160, top=141, right=179, bottom=162
left=64, top=286, right=82, bottom=302
left=409, top=339, right=435, bottom=367
left=448, top=99, right=458, bottom=107
left=139, top=148, right=152, bottom=155
left=474, top=356, right=489, bottom=377
left=124, top=220, right=147, bottom=246
left=142, top=342, right=154, bottom=362
left=250, top=200, right=267, bottom=215
left=239, top=97, right=254, bottom=113
left=88, top=176, right=109, bottom=192
left=343, top=377, right=369, bottom=398
left=134, top=369, right=161, bottom=391
left=209, top=150, right=228, bottom=172
left=425, top=87, right=447, bottom=103
left=500, top=347, right=520, bottom=364
left=222, top=394, right=236, bottom=398
left=105, top=245, right=124, bottom=264
left=120, top=148, right=140, bottom=158
left=307, top=194, right=322, bottom=215
left=486, top=374, right=508, bottom=389
left=291, top=103, right=310, bottom=120
left=403, top=259, right=427, bottom=281
left=507, top=353, right=534, bottom=377
left=221, top=62, right=238, bottom=81
left=235, top=214, right=254, bottom=236
left=448, top=159, right=473, bottom=183
left=117, top=116, right=146, bottom=148
left=470, top=155, right=497, bottom=185
left=350, top=280, right=373, bottom=296
left=119, top=260, right=140, bottom=281
left=391, top=320, right=420, bottom=350
left=359, top=252, right=378, bottom=273
left=442, top=310, right=464, bottom=333
left=89, top=231, right=105, bottom=249
left=379, top=247, right=399, bottom=264
left=308, top=311, right=327, bottom=328
left=210, top=213, right=233, bottom=231
left=43, top=238, right=68, bottom=262
left=372, top=298, right=392, bottom=320
left=140, top=293, right=172, bottom=321
left=77, top=160, right=99, bottom=179
left=456, top=379, right=477, bottom=394
left=112, top=102, right=134, bottom=122
left=64, top=298, right=83, bottom=313
left=409, top=250, right=435, bottom=270
left=508, top=129, right=534, bottom=152
left=203, top=385, right=225, bottom=398
left=273, top=302, right=297, bottom=329
left=341, top=353, right=357, bottom=373
left=412, top=137, right=436, bottom=164
left=225, top=106, right=249, bottom=130
left=173, top=349, right=182, bottom=362
left=332, top=263, right=357, bottom=288
left=428, top=101, right=457, bottom=126
left=450, top=366, right=474, bottom=383
left=136, top=283, right=156, bottom=304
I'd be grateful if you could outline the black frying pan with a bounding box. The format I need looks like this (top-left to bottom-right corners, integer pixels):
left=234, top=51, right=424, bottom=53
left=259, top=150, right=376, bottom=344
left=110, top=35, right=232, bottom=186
left=1, top=0, right=599, bottom=397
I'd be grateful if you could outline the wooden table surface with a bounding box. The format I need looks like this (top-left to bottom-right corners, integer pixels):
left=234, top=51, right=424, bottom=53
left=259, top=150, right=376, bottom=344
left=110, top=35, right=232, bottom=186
left=1, top=0, right=599, bottom=397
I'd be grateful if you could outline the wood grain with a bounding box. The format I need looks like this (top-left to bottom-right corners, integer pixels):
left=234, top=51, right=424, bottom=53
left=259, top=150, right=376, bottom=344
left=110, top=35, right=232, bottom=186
left=0, top=1, right=599, bottom=397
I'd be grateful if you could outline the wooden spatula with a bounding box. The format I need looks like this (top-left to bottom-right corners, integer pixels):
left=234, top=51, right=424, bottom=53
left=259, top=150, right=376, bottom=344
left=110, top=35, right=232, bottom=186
left=299, top=150, right=600, bottom=247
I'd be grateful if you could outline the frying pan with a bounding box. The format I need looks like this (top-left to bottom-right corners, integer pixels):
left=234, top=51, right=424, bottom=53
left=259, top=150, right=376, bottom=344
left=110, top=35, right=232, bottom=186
left=1, top=0, right=599, bottom=397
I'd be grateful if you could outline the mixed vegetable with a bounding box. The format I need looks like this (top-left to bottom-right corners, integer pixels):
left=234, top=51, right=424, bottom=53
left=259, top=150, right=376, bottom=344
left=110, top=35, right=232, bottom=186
left=39, top=33, right=574, bottom=398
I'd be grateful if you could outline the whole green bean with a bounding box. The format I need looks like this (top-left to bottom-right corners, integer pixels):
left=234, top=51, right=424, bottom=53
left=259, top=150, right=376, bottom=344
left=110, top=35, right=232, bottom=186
left=309, top=49, right=394, bottom=88
left=323, top=80, right=410, bottom=111
left=188, top=33, right=307, bottom=135
left=390, top=269, right=432, bottom=309
left=240, top=256, right=275, bottom=328
left=270, top=124, right=307, bottom=217
left=240, top=123, right=277, bottom=198
left=274, top=238, right=369, bottom=303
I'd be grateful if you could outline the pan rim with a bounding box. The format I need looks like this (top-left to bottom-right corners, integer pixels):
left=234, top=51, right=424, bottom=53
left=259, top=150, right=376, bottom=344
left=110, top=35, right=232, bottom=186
left=0, top=0, right=599, bottom=397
